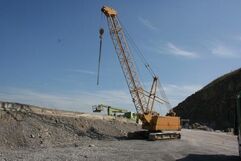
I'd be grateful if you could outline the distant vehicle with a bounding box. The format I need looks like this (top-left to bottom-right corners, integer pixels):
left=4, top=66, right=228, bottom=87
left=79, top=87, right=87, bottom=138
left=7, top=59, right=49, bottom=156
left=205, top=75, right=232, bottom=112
left=92, top=104, right=137, bottom=121
left=234, top=91, right=241, bottom=156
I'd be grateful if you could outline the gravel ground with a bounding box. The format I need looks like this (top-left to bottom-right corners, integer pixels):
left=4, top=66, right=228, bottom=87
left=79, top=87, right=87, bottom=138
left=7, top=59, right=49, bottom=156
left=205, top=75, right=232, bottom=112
left=0, top=103, right=141, bottom=149
left=0, top=129, right=239, bottom=161
left=0, top=103, right=239, bottom=161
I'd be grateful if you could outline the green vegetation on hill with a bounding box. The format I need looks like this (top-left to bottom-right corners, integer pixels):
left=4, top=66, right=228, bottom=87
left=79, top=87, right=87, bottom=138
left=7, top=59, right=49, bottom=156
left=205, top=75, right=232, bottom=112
left=173, top=68, right=241, bottom=130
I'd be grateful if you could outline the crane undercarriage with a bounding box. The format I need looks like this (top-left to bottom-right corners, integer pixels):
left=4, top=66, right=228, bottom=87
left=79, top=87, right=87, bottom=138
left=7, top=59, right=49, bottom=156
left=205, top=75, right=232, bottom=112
left=128, top=131, right=181, bottom=141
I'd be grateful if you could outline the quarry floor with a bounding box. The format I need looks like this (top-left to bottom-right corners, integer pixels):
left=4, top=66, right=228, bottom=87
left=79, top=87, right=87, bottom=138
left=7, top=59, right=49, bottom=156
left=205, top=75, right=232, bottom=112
left=0, top=129, right=239, bottom=161
left=0, top=102, right=239, bottom=161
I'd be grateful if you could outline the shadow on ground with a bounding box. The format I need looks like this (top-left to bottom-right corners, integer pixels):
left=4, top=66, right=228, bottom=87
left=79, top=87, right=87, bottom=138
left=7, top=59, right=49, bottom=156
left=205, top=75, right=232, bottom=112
left=176, top=154, right=239, bottom=161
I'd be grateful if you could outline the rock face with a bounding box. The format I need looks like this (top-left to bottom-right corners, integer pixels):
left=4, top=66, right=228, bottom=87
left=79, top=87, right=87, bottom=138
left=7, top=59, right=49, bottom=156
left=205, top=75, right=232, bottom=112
left=173, top=68, right=241, bottom=130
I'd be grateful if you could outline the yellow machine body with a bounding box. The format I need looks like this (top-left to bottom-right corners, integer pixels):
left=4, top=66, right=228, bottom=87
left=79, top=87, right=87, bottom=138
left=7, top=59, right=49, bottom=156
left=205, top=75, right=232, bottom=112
left=140, top=113, right=181, bottom=131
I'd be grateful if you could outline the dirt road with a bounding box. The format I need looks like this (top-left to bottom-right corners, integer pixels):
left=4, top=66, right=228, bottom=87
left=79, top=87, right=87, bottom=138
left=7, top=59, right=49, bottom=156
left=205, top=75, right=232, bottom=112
left=0, top=129, right=239, bottom=161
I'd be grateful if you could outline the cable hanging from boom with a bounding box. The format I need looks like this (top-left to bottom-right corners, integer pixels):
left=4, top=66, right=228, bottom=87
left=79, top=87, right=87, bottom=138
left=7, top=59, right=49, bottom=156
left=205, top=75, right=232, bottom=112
left=97, top=28, right=104, bottom=85
left=97, top=12, right=105, bottom=86
left=119, top=20, right=156, bottom=78
left=119, top=19, right=172, bottom=111
left=119, top=20, right=171, bottom=107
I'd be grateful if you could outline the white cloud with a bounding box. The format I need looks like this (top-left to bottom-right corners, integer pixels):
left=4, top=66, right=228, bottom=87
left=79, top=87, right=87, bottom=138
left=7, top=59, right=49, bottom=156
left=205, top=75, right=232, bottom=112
left=211, top=45, right=240, bottom=58
left=138, top=17, right=158, bottom=31
left=234, top=35, right=241, bottom=41
left=166, top=42, right=199, bottom=58
left=0, top=83, right=202, bottom=115
left=163, top=84, right=202, bottom=107
left=67, top=69, right=96, bottom=75
left=133, top=82, right=202, bottom=114
left=0, top=88, right=133, bottom=113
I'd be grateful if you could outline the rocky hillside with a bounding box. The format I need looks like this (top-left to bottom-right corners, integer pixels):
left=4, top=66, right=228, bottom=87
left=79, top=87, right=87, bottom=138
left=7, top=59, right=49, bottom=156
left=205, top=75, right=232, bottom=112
left=173, top=68, right=241, bottom=130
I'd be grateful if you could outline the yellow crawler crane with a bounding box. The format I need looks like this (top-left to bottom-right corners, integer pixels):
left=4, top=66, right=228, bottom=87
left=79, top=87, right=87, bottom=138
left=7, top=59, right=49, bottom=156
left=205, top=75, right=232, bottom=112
left=100, top=6, right=181, bottom=140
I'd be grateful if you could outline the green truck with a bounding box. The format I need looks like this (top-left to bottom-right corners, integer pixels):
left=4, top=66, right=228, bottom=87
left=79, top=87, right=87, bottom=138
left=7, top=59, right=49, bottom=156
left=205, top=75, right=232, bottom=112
left=234, top=91, right=241, bottom=156
left=92, top=104, right=137, bottom=121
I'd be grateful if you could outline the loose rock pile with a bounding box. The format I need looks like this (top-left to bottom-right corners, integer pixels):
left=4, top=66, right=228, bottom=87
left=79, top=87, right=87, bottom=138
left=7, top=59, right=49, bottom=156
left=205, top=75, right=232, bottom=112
left=0, top=102, right=141, bottom=149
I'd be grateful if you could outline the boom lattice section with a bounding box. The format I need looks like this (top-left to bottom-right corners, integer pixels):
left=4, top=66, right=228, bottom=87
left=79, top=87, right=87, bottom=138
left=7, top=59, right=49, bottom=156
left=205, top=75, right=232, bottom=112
left=106, top=15, right=148, bottom=114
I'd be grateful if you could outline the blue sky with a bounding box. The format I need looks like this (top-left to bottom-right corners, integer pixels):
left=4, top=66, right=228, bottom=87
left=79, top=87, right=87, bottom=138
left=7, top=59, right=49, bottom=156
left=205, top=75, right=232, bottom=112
left=0, top=0, right=241, bottom=114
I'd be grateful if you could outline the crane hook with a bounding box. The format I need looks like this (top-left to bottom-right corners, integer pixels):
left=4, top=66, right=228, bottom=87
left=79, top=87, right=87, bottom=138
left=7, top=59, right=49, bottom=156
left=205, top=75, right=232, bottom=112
left=99, top=28, right=104, bottom=39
